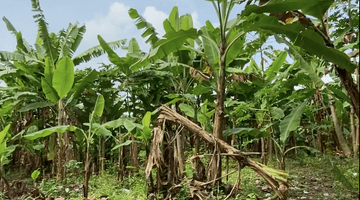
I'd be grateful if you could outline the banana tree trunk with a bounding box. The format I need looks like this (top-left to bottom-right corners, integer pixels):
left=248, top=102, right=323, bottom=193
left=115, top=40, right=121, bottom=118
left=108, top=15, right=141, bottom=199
left=350, top=106, right=356, bottom=155
left=335, top=67, right=359, bottom=118
left=56, top=100, right=73, bottom=179
left=355, top=67, right=359, bottom=155
left=210, top=43, right=226, bottom=184
left=117, top=134, right=123, bottom=180
left=83, top=147, right=90, bottom=199
left=330, top=99, right=351, bottom=157
left=314, top=88, right=325, bottom=152
left=261, top=137, right=267, bottom=165
left=130, top=135, right=139, bottom=172
left=354, top=113, right=359, bottom=155
left=176, top=129, right=185, bottom=177
left=98, top=136, right=105, bottom=172
left=99, top=117, right=107, bottom=172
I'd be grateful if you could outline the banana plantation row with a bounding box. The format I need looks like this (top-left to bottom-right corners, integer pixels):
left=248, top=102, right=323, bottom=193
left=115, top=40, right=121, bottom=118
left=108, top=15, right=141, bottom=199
left=0, top=0, right=358, bottom=199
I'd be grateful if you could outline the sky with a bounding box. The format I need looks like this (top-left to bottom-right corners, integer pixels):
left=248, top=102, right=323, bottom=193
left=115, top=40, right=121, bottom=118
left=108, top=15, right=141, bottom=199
left=0, top=0, right=333, bottom=84
left=1, top=0, right=220, bottom=68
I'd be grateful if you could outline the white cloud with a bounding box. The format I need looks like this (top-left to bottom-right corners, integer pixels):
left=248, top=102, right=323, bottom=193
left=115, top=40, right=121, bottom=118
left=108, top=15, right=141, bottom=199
left=143, top=6, right=168, bottom=37
left=80, top=2, right=145, bottom=69
left=79, top=3, right=203, bottom=69
left=191, top=11, right=202, bottom=29
left=84, top=2, right=135, bottom=45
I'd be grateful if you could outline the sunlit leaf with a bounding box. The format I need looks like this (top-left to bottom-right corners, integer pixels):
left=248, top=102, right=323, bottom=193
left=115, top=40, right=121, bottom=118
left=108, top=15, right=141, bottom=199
left=24, top=125, right=77, bottom=140
left=31, top=170, right=40, bottom=181
left=92, top=94, right=105, bottom=118
left=142, top=112, right=152, bottom=127
left=41, top=78, right=60, bottom=103
left=53, top=57, right=74, bottom=99
left=179, top=103, right=195, bottom=118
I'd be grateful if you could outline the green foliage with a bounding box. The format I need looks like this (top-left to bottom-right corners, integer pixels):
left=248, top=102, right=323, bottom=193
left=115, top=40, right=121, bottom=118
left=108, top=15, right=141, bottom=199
left=242, top=0, right=334, bottom=20
left=277, top=36, right=324, bottom=88
left=223, top=127, right=268, bottom=138
left=92, top=94, right=105, bottom=119
left=265, top=51, right=287, bottom=81
left=18, top=102, right=52, bottom=112
left=31, top=0, right=57, bottom=62
left=73, top=39, right=126, bottom=66
left=41, top=78, right=60, bottom=103
left=270, top=107, right=284, bottom=119
left=128, top=8, right=159, bottom=46
left=2, top=16, right=18, bottom=36
left=111, top=140, right=132, bottom=151
left=67, top=69, right=98, bottom=105
left=130, top=28, right=199, bottom=70
left=52, top=57, right=74, bottom=99
left=98, top=35, right=129, bottom=74
left=280, top=101, right=307, bottom=143
left=242, top=14, right=356, bottom=73
left=326, top=84, right=351, bottom=103
left=31, top=169, right=40, bottom=181
left=179, top=103, right=195, bottom=118
left=0, top=1, right=359, bottom=199
left=301, top=0, right=334, bottom=20
left=200, top=23, right=220, bottom=69
left=0, top=125, right=15, bottom=167
left=24, top=125, right=77, bottom=140
left=327, top=156, right=353, bottom=190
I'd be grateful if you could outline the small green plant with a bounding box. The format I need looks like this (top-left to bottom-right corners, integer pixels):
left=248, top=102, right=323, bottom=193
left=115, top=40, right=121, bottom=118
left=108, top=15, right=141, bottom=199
left=246, top=193, right=258, bottom=200
left=31, top=169, right=40, bottom=186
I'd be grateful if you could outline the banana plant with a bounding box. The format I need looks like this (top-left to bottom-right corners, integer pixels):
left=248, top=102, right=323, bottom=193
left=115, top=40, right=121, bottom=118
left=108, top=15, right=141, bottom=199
left=128, top=1, right=257, bottom=183
left=22, top=94, right=127, bottom=197
left=0, top=0, right=125, bottom=114
left=81, top=94, right=105, bottom=198
left=22, top=90, right=157, bottom=195
left=240, top=0, right=359, bottom=116
left=271, top=101, right=322, bottom=170
left=0, top=125, right=17, bottom=192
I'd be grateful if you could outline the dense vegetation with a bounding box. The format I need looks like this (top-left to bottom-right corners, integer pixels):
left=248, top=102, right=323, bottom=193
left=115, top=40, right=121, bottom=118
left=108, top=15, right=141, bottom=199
left=0, top=0, right=359, bottom=199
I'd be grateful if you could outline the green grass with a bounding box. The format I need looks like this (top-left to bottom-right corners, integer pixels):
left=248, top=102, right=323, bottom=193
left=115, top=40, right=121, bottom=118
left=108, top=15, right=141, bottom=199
left=39, top=169, right=147, bottom=199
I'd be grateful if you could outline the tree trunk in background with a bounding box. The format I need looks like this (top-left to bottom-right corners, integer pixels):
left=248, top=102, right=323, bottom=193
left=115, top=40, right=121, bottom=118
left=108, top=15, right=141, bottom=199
left=335, top=67, right=359, bottom=118
left=176, top=129, right=185, bottom=177
left=261, top=138, right=267, bottom=165
left=314, top=88, right=325, bottom=152
left=117, top=134, right=123, bottom=180
left=209, top=44, right=226, bottom=184
left=330, top=99, right=351, bottom=157
left=118, top=133, right=127, bottom=180
left=350, top=106, right=356, bottom=155
left=355, top=114, right=359, bottom=155
left=130, top=135, right=139, bottom=172
left=99, top=117, right=107, bottom=172
left=83, top=149, right=90, bottom=199
left=355, top=67, right=359, bottom=155
left=57, top=101, right=73, bottom=179
left=99, top=136, right=105, bottom=172
left=267, top=125, right=273, bottom=161
left=232, top=118, right=237, bottom=148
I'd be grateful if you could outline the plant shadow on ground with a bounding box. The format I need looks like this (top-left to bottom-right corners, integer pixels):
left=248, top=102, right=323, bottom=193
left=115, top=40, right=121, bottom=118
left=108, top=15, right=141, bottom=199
left=4, top=153, right=358, bottom=200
